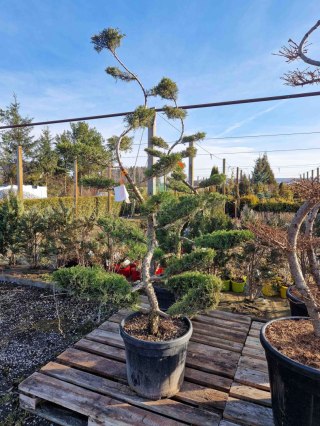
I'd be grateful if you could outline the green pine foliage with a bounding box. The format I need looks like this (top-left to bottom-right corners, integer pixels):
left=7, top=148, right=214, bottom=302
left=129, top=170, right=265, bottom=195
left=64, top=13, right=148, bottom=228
left=165, top=248, right=216, bottom=276
left=162, top=106, right=187, bottom=120
left=195, top=230, right=254, bottom=250
left=81, top=176, right=115, bottom=190
left=105, top=66, right=135, bottom=82
left=199, top=174, right=226, bottom=188
left=151, top=78, right=178, bottom=101
left=53, top=265, right=135, bottom=306
left=125, top=106, right=156, bottom=129
left=144, top=153, right=182, bottom=178
left=166, top=272, right=221, bottom=317
left=150, top=136, right=169, bottom=149
left=91, top=28, right=125, bottom=53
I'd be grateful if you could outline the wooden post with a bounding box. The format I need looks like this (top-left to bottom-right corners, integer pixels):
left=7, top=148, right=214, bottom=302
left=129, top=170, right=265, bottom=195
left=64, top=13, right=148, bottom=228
left=188, top=141, right=194, bottom=187
left=235, top=167, right=240, bottom=218
left=107, top=163, right=112, bottom=213
left=312, top=170, right=314, bottom=181
left=17, top=145, right=23, bottom=200
left=74, top=159, right=78, bottom=216
left=222, top=158, right=226, bottom=196
left=317, top=168, right=319, bottom=182
left=307, top=171, right=309, bottom=180
left=147, top=111, right=156, bottom=196
left=303, top=173, right=305, bottom=179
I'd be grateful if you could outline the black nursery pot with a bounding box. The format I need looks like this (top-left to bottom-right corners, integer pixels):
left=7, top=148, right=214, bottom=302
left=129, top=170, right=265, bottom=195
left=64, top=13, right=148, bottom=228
left=153, top=284, right=176, bottom=312
left=287, top=286, right=308, bottom=317
left=260, top=317, right=320, bottom=426
left=120, top=312, right=193, bottom=400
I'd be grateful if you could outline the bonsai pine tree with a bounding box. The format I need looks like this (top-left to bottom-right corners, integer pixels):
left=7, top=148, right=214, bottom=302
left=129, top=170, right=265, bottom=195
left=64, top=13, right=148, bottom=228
left=91, top=27, right=225, bottom=334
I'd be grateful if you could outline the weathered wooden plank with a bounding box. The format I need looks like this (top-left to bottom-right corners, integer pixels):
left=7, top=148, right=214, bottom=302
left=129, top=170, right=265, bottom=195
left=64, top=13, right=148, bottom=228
left=99, top=321, right=120, bottom=333
left=86, top=329, right=124, bottom=348
left=251, top=321, right=264, bottom=330
left=244, top=336, right=262, bottom=349
left=81, top=330, right=240, bottom=378
left=230, top=382, right=271, bottom=407
left=194, top=314, right=250, bottom=333
left=223, top=397, right=274, bottom=426
left=19, top=372, right=182, bottom=425
left=191, top=332, right=243, bottom=353
left=242, top=346, right=266, bottom=361
left=238, top=355, right=268, bottom=374
left=219, top=420, right=242, bottom=426
left=175, top=381, right=227, bottom=411
left=57, top=348, right=127, bottom=382
left=192, top=321, right=247, bottom=344
left=98, top=322, right=243, bottom=354
left=20, top=393, right=41, bottom=410
left=184, top=367, right=232, bottom=392
left=234, top=363, right=270, bottom=391
left=21, top=402, right=88, bottom=426
left=249, top=328, right=260, bottom=338
left=42, top=362, right=220, bottom=426
left=209, top=310, right=252, bottom=325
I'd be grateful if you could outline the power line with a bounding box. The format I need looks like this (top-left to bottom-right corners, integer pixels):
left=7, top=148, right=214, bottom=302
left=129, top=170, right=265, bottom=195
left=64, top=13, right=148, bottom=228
left=204, top=130, right=320, bottom=140
left=1, top=89, right=320, bottom=130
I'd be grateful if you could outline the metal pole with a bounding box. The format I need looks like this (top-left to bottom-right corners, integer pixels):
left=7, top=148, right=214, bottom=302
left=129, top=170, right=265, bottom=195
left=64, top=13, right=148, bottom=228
left=303, top=173, right=305, bottom=179
left=317, top=168, right=319, bottom=182
left=312, top=170, right=314, bottom=181
left=307, top=171, right=309, bottom=180
left=188, top=141, right=194, bottom=187
left=17, top=145, right=23, bottom=200
left=147, top=111, right=156, bottom=196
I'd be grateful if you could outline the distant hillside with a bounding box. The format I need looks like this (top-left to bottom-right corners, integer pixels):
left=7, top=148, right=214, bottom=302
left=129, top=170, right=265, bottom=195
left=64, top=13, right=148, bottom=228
left=276, top=178, right=294, bottom=183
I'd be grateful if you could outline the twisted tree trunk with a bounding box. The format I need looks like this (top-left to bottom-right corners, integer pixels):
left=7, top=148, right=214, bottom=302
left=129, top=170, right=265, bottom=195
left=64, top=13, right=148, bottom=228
left=287, top=200, right=320, bottom=336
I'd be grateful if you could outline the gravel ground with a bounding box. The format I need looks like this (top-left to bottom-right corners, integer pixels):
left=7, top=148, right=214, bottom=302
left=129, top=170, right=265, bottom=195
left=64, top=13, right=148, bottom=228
left=0, top=282, right=115, bottom=425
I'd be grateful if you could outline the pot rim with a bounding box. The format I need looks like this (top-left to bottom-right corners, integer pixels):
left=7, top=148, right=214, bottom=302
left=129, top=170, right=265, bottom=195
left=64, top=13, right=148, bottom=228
left=286, top=285, right=305, bottom=304
left=120, top=311, right=193, bottom=349
left=261, top=316, right=320, bottom=377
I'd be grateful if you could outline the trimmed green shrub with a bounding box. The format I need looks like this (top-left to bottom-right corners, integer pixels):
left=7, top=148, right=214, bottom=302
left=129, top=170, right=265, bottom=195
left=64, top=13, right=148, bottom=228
left=166, top=271, right=221, bottom=317
left=195, top=230, right=253, bottom=250
left=19, top=196, right=121, bottom=218
left=165, top=248, right=215, bottom=276
left=53, top=265, right=135, bottom=306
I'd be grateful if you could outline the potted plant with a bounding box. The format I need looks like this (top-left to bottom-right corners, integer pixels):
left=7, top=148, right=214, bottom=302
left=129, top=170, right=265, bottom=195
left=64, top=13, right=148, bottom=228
left=90, top=27, right=223, bottom=400
left=247, top=179, right=320, bottom=425
left=231, top=275, right=246, bottom=293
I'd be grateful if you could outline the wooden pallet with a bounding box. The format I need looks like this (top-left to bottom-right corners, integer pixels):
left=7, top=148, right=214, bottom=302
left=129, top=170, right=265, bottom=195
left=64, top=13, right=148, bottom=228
left=19, top=308, right=273, bottom=425
left=222, top=321, right=274, bottom=426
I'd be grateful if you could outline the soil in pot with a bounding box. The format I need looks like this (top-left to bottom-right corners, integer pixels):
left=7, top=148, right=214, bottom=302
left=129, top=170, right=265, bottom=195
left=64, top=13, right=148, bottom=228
left=261, top=318, right=320, bottom=426
left=266, top=319, right=320, bottom=368
left=120, top=312, right=192, bottom=400
left=123, top=313, right=188, bottom=342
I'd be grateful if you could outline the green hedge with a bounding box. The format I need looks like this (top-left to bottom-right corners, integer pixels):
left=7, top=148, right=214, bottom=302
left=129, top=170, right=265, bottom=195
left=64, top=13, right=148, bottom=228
left=250, top=201, right=300, bottom=213
left=20, top=196, right=121, bottom=217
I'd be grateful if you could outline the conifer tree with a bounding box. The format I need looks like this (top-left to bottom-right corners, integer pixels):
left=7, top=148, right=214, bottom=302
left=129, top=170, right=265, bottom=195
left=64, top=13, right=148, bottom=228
left=31, top=127, right=58, bottom=186
left=0, top=95, right=36, bottom=183
left=251, top=153, right=276, bottom=186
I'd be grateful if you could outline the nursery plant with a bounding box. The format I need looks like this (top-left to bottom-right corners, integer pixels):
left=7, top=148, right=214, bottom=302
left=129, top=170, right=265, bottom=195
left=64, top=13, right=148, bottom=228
left=90, top=27, right=224, bottom=399
left=247, top=179, right=320, bottom=426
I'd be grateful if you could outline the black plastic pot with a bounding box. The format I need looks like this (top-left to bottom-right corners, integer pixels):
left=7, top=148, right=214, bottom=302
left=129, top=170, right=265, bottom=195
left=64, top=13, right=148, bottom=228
left=153, top=284, right=176, bottom=312
left=287, top=286, right=308, bottom=317
left=120, top=312, right=193, bottom=400
left=261, top=317, right=320, bottom=426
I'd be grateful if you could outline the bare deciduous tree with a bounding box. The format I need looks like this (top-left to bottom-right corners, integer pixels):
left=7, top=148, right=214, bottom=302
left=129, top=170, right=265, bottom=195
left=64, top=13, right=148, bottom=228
left=276, top=20, right=320, bottom=86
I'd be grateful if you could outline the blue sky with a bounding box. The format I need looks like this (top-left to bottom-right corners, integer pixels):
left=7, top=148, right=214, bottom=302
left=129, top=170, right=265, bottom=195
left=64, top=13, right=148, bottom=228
left=0, top=0, right=319, bottom=178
